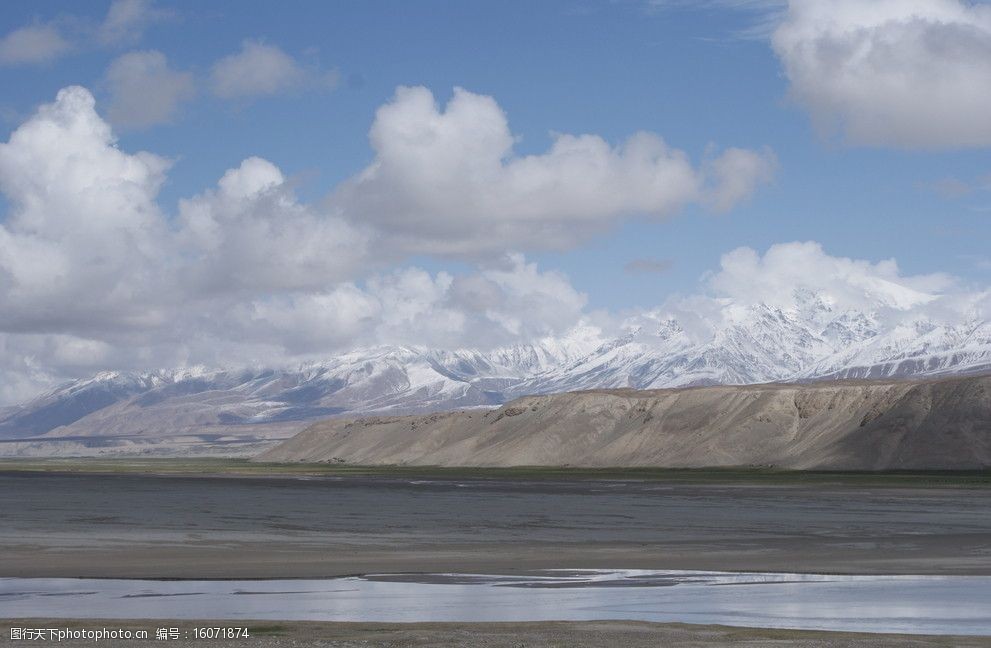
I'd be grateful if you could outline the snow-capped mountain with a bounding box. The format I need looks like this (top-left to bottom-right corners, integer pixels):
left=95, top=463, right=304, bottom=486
left=2, top=288, right=990, bottom=456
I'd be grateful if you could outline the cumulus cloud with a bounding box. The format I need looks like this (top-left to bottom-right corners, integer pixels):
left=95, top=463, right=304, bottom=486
left=242, top=255, right=590, bottom=353
left=98, top=0, right=169, bottom=46
left=333, top=86, right=776, bottom=256
left=239, top=286, right=382, bottom=355
left=702, top=146, right=777, bottom=212
left=0, top=86, right=174, bottom=336
left=0, top=335, right=61, bottom=405
left=772, top=0, right=991, bottom=148
left=210, top=40, right=337, bottom=99
left=1, top=87, right=360, bottom=402
left=177, top=156, right=371, bottom=293
left=104, top=50, right=194, bottom=129
left=0, top=84, right=777, bottom=404
left=0, top=0, right=166, bottom=69
left=0, top=25, right=70, bottom=66
left=0, top=87, right=361, bottom=351
left=362, top=257, right=588, bottom=349
left=619, top=240, right=988, bottom=351
left=704, top=241, right=956, bottom=311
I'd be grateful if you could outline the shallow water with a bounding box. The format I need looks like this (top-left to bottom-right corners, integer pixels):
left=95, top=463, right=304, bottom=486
left=2, top=570, right=990, bottom=635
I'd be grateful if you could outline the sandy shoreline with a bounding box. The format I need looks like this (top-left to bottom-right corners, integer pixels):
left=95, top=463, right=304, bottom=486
left=4, top=619, right=990, bottom=647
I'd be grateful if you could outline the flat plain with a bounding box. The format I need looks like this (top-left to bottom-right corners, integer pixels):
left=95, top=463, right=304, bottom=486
left=1, top=461, right=989, bottom=578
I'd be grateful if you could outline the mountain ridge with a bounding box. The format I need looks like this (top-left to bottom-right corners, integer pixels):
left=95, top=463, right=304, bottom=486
left=2, top=289, right=990, bottom=456
left=257, top=374, right=991, bottom=470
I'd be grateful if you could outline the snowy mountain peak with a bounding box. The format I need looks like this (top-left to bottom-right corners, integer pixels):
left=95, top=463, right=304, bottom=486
left=2, top=293, right=989, bottom=451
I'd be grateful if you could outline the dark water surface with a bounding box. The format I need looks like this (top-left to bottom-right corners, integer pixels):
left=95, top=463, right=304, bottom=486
left=3, top=471, right=990, bottom=547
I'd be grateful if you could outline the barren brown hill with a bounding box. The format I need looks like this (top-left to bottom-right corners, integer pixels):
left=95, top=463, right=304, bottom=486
left=256, top=375, right=991, bottom=470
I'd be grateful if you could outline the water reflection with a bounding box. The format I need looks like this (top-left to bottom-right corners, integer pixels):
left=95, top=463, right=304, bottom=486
left=1, top=570, right=989, bottom=636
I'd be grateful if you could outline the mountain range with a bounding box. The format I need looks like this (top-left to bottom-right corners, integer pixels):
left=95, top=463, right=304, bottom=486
left=2, top=288, right=990, bottom=456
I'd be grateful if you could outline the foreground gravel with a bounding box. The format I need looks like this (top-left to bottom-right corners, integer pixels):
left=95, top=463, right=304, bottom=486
left=4, top=620, right=990, bottom=648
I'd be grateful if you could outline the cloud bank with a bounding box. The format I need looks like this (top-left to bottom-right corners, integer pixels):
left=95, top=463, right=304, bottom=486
left=772, top=0, right=991, bottom=148
left=3, top=84, right=987, bottom=406
left=0, top=84, right=777, bottom=403
left=625, top=241, right=988, bottom=350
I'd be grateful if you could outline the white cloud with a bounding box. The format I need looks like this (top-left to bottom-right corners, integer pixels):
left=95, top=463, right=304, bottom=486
left=0, top=0, right=165, bottom=71
left=104, top=50, right=194, bottom=129
left=0, top=25, right=70, bottom=66
left=241, top=286, right=382, bottom=354
left=210, top=40, right=336, bottom=99
left=704, top=241, right=955, bottom=312
left=702, top=146, right=777, bottom=212
left=0, top=84, right=778, bottom=404
left=0, top=86, right=367, bottom=341
left=0, top=86, right=173, bottom=336
left=772, top=0, right=991, bottom=148
left=374, top=255, right=589, bottom=348
left=0, top=335, right=61, bottom=405
left=177, top=157, right=372, bottom=294
left=334, top=86, right=776, bottom=256
left=0, top=86, right=371, bottom=392
left=241, top=255, right=590, bottom=353
left=620, top=241, right=988, bottom=351
left=98, top=0, right=169, bottom=46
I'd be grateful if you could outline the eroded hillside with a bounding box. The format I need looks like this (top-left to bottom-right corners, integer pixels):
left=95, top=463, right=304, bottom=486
left=257, top=375, right=991, bottom=470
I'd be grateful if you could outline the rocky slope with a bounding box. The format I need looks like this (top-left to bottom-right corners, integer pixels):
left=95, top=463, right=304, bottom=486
left=257, top=375, right=991, bottom=470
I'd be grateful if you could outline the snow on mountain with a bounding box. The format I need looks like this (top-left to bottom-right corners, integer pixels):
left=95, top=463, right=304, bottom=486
left=1, top=287, right=990, bottom=455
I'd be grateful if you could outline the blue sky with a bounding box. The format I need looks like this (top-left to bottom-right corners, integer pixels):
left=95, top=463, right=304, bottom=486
left=1, top=0, right=990, bottom=400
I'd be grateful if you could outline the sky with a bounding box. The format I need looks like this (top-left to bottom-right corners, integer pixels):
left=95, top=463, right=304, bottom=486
left=0, top=0, right=990, bottom=403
